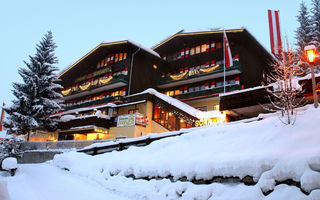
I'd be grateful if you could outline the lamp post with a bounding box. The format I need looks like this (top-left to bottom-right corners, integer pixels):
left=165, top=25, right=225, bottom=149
left=304, top=45, right=318, bottom=108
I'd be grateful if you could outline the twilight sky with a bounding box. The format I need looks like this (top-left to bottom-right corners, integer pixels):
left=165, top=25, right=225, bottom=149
left=0, top=0, right=313, bottom=105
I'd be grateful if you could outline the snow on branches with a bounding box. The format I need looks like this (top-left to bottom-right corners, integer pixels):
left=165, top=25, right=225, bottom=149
left=264, top=44, right=306, bottom=125
left=3, top=31, right=63, bottom=140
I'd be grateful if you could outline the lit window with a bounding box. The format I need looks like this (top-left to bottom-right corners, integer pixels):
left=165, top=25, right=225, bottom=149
left=201, top=44, right=207, bottom=52
left=169, top=91, right=174, bottom=96
left=128, top=108, right=139, bottom=114
left=195, top=46, right=201, bottom=54
left=213, top=105, right=220, bottom=110
left=115, top=54, right=119, bottom=62
left=190, top=47, right=195, bottom=55
left=123, top=53, right=127, bottom=59
left=165, top=91, right=170, bottom=96
left=119, top=53, right=123, bottom=61
left=174, top=90, right=180, bottom=95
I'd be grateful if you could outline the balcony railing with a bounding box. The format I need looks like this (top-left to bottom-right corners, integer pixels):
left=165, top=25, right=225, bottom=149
left=62, top=74, right=128, bottom=100
left=58, top=115, right=115, bottom=130
left=157, top=61, right=242, bottom=88
left=65, top=95, right=123, bottom=111
left=175, top=84, right=241, bottom=100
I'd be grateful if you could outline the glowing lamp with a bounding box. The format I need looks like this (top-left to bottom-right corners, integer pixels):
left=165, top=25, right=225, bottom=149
left=304, top=45, right=316, bottom=64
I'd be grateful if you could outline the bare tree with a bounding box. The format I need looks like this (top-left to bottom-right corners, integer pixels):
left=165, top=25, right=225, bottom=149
left=263, top=43, right=306, bottom=125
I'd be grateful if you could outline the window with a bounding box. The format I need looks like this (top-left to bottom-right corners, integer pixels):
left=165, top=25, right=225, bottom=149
left=194, top=86, right=200, bottom=92
left=229, top=80, right=236, bottom=85
left=123, top=53, right=127, bottom=60
left=201, top=44, right=207, bottom=52
left=174, top=89, right=180, bottom=95
left=195, top=45, right=201, bottom=54
left=119, top=53, right=123, bottom=61
left=190, top=47, right=195, bottom=55
left=188, top=87, right=194, bottom=92
left=115, top=54, right=119, bottom=62
left=128, top=108, right=139, bottom=114
left=196, top=106, right=207, bottom=111
left=213, top=105, right=220, bottom=111
left=216, top=42, right=222, bottom=48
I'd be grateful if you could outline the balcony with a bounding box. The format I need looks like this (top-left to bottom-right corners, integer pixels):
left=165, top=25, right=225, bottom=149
left=157, top=61, right=242, bottom=88
left=58, top=115, right=115, bottom=131
left=175, top=84, right=241, bottom=101
left=63, top=74, right=128, bottom=101
left=65, top=95, right=123, bottom=111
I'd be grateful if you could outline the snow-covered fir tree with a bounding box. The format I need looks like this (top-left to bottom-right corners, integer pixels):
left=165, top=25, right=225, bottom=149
left=3, top=31, right=63, bottom=141
left=295, top=1, right=313, bottom=59
left=310, top=0, right=320, bottom=47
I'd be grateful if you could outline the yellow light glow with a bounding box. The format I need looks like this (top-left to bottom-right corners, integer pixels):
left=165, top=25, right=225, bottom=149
left=153, top=65, right=157, bottom=69
left=307, top=49, right=315, bottom=63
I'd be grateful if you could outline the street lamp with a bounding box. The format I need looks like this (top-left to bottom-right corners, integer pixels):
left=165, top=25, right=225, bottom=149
left=304, top=45, right=318, bottom=108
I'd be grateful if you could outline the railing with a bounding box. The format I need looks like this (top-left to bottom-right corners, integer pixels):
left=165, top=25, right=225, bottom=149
left=65, top=95, right=123, bottom=110
left=158, top=61, right=242, bottom=86
left=58, top=116, right=115, bottom=130
left=78, top=131, right=186, bottom=155
left=20, top=139, right=112, bottom=150
left=175, top=84, right=242, bottom=100
left=64, top=74, right=129, bottom=97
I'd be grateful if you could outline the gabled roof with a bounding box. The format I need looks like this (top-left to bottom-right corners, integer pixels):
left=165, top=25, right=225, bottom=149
left=152, top=27, right=245, bottom=50
left=58, top=40, right=160, bottom=78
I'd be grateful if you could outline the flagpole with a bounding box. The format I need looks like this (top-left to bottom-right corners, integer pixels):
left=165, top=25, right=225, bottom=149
left=223, top=29, right=226, bottom=93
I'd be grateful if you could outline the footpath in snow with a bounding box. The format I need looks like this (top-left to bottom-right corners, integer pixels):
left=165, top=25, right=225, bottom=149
left=52, top=105, right=320, bottom=199
left=0, top=163, right=132, bottom=200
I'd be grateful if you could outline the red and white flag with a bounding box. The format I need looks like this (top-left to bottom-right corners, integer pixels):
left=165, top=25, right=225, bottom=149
left=0, top=102, right=5, bottom=132
left=223, top=31, right=233, bottom=68
left=268, top=10, right=282, bottom=55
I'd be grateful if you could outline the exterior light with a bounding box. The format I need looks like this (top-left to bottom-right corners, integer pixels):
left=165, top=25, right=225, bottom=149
left=153, top=64, right=157, bottom=69
left=305, top=45, right=316, bottom=64
left=304, top=44, right=318, bottom=108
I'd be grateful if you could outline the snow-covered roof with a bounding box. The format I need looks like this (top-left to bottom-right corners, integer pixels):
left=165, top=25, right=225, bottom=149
left=152, top=27, right=246, bottom=50
left=130, top=88, right=201, bottom=118
left=59, top=40, right=160, bottom=78
left=127, top=40, right=160, bottom=58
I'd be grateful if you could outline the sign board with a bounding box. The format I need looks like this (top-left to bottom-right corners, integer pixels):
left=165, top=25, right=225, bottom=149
left=117, top=114, right=136, bottom=127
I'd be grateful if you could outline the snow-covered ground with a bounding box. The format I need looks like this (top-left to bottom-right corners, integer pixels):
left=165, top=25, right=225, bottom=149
left=0, top=164, right=131, bottom=200
left=51, top=105, right=320, bottom=199
left=1, top=105, right=320, bottom=199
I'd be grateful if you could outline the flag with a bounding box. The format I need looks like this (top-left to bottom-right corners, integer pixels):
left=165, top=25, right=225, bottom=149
left=223, top=31, right=233, bottom=68
left=223, top=30, right=233, bottom=93
left=268, top=10, right=282, bottom=55
left=0, top=102, right=5, bottom=132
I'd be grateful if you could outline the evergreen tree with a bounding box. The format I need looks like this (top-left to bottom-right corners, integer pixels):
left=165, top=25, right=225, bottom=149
left=310, top=0, right=320, bottom=47
left=295, top=1, right=313, bottom=58
left=3, top=31, right=63, bottom=141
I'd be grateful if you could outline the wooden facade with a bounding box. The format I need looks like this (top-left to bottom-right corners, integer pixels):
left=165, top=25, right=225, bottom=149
left=49, top=28, right=277, bottom=141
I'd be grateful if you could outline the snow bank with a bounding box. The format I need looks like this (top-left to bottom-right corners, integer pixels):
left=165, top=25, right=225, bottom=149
left=1, top=157, right=18, bottom=170
left=52, top=105, right=320, bottom=198
left=0, top=180, right=10, bottom=200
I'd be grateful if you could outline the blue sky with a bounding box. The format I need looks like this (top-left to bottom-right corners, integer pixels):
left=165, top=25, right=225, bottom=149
left=0, top=0, right=312, bottom=105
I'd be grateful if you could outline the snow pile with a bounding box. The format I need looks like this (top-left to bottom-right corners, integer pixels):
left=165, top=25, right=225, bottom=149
left=1, top=157, right=18, bottom=170
left=0, top=180, right=10, bottom=200
left=52, top=105, right=320, bottom=199
left=60, top=115, right=76, bottom=122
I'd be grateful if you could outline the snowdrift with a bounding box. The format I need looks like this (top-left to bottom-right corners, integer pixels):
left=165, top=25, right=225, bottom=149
left=52, top=105, right=320, bottom=199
